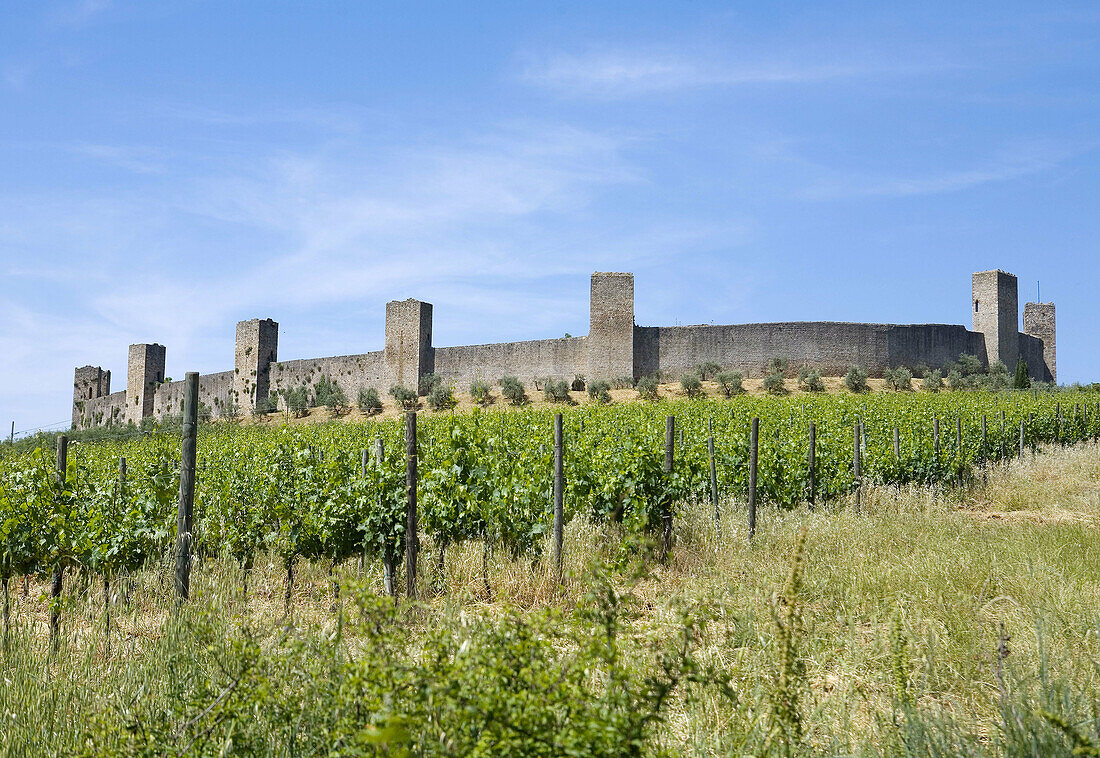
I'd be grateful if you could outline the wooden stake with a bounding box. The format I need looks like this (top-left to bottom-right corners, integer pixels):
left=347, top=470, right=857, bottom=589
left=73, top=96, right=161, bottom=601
left=553, top=414, right=564, bottom=583
left=174, top=372, right=198, bottom=600
left=748, top=418, right=758, bottom=541
left=405, top=412, right=419, bottom=599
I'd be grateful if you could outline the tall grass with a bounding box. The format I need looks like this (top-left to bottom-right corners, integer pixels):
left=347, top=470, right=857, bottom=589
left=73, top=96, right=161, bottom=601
left=2, top=444, right=1100, bottom=755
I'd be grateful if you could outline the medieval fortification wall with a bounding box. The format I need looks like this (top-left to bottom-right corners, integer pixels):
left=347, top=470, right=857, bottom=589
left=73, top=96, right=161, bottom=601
left=72, top=269, right=1057, bottom=429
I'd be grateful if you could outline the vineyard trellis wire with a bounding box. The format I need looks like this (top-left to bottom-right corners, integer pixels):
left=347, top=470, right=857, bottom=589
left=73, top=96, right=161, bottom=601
left=0, top=391, right=1097, bottom=633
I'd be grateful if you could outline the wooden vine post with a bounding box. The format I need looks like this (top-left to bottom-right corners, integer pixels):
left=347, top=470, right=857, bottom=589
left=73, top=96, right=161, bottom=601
left=174, top=372, right=198, bottom=601
left=708, top=434, right=719, bottom=526
left=552, top=414, right=564, bottom=583
left=748, top=418, right=758, bottom=541
left=662, top=416, right=675, bottom=560
left=405, top=411, right=419, bottom=599
left=807, top=422, right=816, bottom=512
left=853, top=422, right=862, bottom=513
left=50, top=434, right=68, bottom=645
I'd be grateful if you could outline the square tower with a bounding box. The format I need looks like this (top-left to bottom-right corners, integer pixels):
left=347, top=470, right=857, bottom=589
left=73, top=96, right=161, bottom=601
left=1023, top=302, right=1056, bottom=383
left=234, top=318, right=279, bottom=410
left=72, top=365, right=110, bottom=428
left=971, top=270, right=1018, bottom=370
left=587, top=272, right=635, bottom=381
left=126, top=343, right=165, bottom=424
left=385, top=299, right=433, bottom=390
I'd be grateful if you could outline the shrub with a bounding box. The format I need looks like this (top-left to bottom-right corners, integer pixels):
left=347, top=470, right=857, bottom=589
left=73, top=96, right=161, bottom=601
left=220, top=396, right=241, bottom=421
left=985, top=361, right=1011, bottom=390
left=610, top=376, right=637, bottom=390
left=470, top=379, right=494, bottom=406
left=768, top=357, right=789, bottom=376
left=956, top=353, right=984, bottom=377
left=680, top=372, right=704, bottom=399
left=695, top=361, right=721, bottom=381
left=418, top=373, right=442, bottom=397
left=283, top=386, right=310, bottom=417
left=571, top=375, right=586, bottom=392
left=587, top=379, right=612, bottom=404
left=315, top=375, right=349, bottom=415
left=715, top=371, right=743, bottom=398
left=946, top=368, right=965, bottom=391
left=884, top=366, right=913, bottom=392
left=921, top=369, right=942, bottom=392
left=427, top=384, right=457, bottom=411
left=543, top=378, right=572, bottom=403
left=636, top=375, right=659, bottom=400
left=763, top=369, right=787, bottom=395
left=500, top=376, right=527, bottom=406
left=388, top=385, right=419, bottom=410
left=797, top=366, right=824, bottom=392
left=1014, top=359, right=1031, bottom=390
left=253, top=394, right=278, bottom=416
left=357, top=387, right=383, bottom=414
left=844, top=366, right=868, bottom=393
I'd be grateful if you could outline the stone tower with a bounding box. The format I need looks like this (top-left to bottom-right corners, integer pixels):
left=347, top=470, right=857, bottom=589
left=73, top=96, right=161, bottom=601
left=73, top=365, right=110, bottom=427
left=126, top=343, right=165, bottom=424
left=234, top=318, right=279, bottom=411
left=587, top=272, right=635, bottom=382
left=1023, top=302, right=1056, bottom=383
left=385, top=299, right=433, bottom=390
left=972, top=270, right=1018, bottom=370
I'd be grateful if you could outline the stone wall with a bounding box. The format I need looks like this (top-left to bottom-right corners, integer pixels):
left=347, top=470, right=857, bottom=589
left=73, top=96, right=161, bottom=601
left=268, top=352, right=388, bottom=408
left=73, top=365, right=111, bottom=427
left=1018, top=333, right=1054, bottom=383
left=153, top=371, right=234, bottom=418
left=972, top=270, right=1019, bottom=370
left=77, top=389, right=125, bottom=428
left=587, top=272, right=634, bottom=381
left=1023, top=302, right=1056, bottom=383
left=234, top=318, right=279, bottom=410
left=434, top=337, right=588, bottom=389
left=126, top=344, right=165, bottom=424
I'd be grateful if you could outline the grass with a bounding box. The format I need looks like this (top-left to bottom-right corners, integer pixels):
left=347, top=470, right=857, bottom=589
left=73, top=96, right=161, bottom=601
left=3, top=443, right=1100, bottom=755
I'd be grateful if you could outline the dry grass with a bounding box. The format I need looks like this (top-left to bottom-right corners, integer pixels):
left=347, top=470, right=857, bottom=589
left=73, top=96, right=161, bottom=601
left=5, top=442, right=1100, bottom=754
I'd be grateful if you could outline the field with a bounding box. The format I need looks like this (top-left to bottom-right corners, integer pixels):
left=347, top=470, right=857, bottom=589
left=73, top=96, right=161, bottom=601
left=2, top=389, right=1100, bottom=756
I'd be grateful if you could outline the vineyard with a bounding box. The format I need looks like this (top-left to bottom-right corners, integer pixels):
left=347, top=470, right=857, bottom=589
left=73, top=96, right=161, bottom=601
left=1, top=390, right=1095, bottom=621
left=2, top=390, right=1100, bottom=756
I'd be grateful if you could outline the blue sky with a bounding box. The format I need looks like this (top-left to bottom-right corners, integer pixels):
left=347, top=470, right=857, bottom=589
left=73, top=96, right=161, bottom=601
left=2, top=1, right=1098, bottom=433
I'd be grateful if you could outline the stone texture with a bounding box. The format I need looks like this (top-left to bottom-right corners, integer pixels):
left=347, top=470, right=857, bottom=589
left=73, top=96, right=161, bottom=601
left=72, top=365, right=110, bottom=427
left=234, top=318, right=279, bottom=411
left=434, top=337, right=587, bottom=390
left=587, top=272, right=634, bottom=382
left=126, top=344, right=165, bottom=424
left=385, top=299, right=433, bottom=390
left=972, top=270, right=1019, bottom=370
left=1023, top=302, right=1056, bottom=382
left=73, top=268, right=1058, bottom=428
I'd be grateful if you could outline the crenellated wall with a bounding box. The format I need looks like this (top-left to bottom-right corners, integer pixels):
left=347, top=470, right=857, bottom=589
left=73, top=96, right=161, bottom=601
left=72, top=269, right=1058, bottom=429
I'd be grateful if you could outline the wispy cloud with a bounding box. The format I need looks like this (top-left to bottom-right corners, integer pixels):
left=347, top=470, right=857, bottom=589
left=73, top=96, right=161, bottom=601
left=516, top=48, right=891, bottom=98
left=798, top=140, right=1085, bottom=200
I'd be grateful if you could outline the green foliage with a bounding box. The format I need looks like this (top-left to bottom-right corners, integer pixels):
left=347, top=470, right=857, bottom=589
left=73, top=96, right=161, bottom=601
left=922, top=369, right=943, bottom=392
left=769, top=357, right=789, bottom=376
left=388, top=385, right=419, bottom=410
left=765, top=527, right=808, bottom=756
left=956, top=353, right=984, bottom=377
left=587, top=380, right=612, bottom=404
left=716, top=370, right=743, bottom=398
left=695, top=361, right=721, bottom=380
left=427, top=384, right=457, bottom=412
left=1015, top=360, right=1031, bottom=390
left=500, top=376, right=527, bottom=406
left=844, top=366, right=869, bottom=393
left=947, top=368, right=966, bottom=390
left=542, top=378, right=572, bottom=403
left=680, top=373, right=704, bottom=399
left=418, top=372, right=442, bottom=397
left=314, top=375, right=349, bottom=415
left=282, top=385, right=310, bottom=417
left=796, top=366, right=823, bottom=393
left=636, top=375, right=659, bottom=401
left=470, top=379, right=494, bottom=406
left=357, top=386, right=383, bottom=414
left=884, top=366, right=913, bottom=391
left=763, top=370, right=787, bottom=395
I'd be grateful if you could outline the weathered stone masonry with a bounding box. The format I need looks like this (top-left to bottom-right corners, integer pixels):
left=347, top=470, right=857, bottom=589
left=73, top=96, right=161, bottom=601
left=72, top=269, right=1056, bottom=429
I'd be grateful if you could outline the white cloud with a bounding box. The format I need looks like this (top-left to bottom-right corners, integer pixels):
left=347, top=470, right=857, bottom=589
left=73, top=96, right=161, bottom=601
left=48, top=0, right=112, bottom=27
left=798, top=140, right=1084, bottom=200
left=517, top=48, right=866, bottom=98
